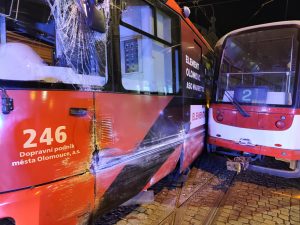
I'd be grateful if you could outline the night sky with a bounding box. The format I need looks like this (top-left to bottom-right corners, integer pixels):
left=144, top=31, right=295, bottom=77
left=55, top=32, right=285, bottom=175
left=176, top=0, right=300, bottom=38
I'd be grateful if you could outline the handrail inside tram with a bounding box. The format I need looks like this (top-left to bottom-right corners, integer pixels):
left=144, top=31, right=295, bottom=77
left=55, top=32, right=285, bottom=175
left=220, top=71, right=293, bottom=75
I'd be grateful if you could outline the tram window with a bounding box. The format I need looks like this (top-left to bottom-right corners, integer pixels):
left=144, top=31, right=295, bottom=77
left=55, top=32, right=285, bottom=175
left=203, top=54, right=214, bottom=88
left=175, top=49, right=180, bottom=93
left=156, top=9, right=171, bottom=43
left=0, top=0, right=108, bottom=87
left=120, top=0, right=179, bottom=94
left=121, top=0, right=154, bottom=35
left=120, top=26, right=174, bottom=94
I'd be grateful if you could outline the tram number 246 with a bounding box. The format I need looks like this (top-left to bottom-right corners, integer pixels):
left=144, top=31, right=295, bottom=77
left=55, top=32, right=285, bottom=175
left=23, top=126, right=67, bottom=149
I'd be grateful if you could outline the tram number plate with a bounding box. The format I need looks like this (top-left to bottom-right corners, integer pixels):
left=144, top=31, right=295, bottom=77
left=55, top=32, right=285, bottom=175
left=234, top=86, right=268, bottom=104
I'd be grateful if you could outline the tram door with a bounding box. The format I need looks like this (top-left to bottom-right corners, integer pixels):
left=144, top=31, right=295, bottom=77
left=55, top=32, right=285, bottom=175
left=0, top=16, right=94, bottom=193
left=181, top=21, right=206, bottom=171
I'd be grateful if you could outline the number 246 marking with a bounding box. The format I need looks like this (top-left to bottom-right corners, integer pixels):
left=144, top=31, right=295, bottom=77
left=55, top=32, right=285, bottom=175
left=23, top=126, right=67, bottom=148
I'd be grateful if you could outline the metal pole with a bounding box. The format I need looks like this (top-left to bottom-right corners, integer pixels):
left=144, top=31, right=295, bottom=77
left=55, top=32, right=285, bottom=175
left=226, top=73, right=229, bottom=90
left=0, top=15, right=6, bottom=44
left=285, top=0, right=289, bottom=20
left=287, top=36, right=294, bottom=94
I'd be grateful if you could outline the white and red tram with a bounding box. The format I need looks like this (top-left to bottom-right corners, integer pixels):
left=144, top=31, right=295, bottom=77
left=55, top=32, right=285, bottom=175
left=208, top=21, right=300, bottom=178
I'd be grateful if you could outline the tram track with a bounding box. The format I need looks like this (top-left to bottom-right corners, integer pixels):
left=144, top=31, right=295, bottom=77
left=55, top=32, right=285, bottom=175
left=96, top=155, right=237, bottom=225
left=96, top=154, right=300, bottom=225
left=169, top=168, right=227, bottom=225
left=177, top=168, right=225, bottom=208
left=171, top=165, right=236, bottom=225
left=155, top=162, right=228, bottom=225
left=147, top=155, right=237, bottom=225
left=202, top=172, right=237, bottom=225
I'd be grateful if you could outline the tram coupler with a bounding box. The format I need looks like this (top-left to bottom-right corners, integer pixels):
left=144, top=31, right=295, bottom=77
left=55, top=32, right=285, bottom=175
left=226, top=156, right=251, bottom=173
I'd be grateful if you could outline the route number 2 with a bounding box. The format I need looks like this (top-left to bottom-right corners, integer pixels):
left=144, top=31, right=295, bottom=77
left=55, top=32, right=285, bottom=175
left=23, top=126, right=67, bottom=148
left=242, top=89, right=252, bottom=102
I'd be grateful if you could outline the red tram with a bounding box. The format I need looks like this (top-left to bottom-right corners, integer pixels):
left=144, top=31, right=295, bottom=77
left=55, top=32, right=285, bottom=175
left=208, top=21, right=300, bottom=178
left=0, top=0, right=213, bottom=224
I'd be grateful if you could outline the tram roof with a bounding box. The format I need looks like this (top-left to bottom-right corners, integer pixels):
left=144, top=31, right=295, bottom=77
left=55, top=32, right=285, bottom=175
left=215, top=20, right=300, bottom=49
left=167, top=0, right=213, bottom=52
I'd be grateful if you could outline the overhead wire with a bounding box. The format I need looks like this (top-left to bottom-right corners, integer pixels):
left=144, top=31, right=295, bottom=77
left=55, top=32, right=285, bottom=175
left=177, top=0, right=244, bottom=8
left=246, top=0, right=275, bottom=24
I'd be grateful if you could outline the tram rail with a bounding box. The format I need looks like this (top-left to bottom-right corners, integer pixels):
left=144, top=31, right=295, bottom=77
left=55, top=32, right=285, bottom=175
left=95, top=154, right=300, bottom=225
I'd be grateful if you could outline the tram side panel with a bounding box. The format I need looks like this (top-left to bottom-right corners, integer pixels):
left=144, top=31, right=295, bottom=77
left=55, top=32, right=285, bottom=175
left=0, top=0, right=214, bottom=223
left=0, top=90, right=95, bottom=224
left=141, top=24, right=211, bottom=188
left=181, top=20, right=207, bottom=172
left=92, top=2, right=212, bottom=214
left=93, top=1, right=183, bottom=211
left=142, top=97, right=184, bottom=189
left=93, top=94, right=184, bottom=214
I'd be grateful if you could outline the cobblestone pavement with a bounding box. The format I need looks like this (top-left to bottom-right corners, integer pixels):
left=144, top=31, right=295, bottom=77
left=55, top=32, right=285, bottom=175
left=212, top=171, right=300, bottom=225
left=95, top=154, right=300, bottom=225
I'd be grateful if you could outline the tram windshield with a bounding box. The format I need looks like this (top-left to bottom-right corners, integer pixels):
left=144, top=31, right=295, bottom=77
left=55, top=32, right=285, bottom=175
left=216, top=27, right=299, bottom=106
left=0, top=0, right=109, bottom=87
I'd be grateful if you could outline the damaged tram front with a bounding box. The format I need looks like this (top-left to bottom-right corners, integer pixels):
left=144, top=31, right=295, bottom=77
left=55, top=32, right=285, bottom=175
left=0, top=0, right=213, bottom=224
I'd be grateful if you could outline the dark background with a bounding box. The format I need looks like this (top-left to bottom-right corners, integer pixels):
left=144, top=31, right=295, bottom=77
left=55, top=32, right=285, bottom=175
left=176, top=0, right=300, bottom=46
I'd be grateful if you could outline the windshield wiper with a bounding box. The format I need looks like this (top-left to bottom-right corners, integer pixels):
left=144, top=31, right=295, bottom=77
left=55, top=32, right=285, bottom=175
left=224, top=90, right=250, bottom=117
